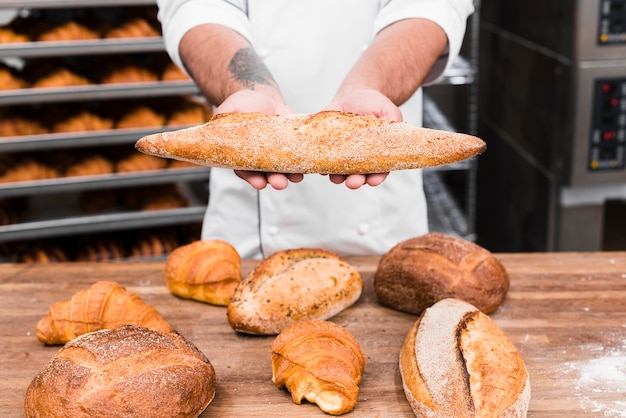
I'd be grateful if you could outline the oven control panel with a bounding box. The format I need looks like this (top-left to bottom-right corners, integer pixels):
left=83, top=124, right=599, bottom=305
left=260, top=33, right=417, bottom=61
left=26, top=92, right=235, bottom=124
left=589, top=79, right=626, bottom=172
left=599, top=0, right=626, bottom=44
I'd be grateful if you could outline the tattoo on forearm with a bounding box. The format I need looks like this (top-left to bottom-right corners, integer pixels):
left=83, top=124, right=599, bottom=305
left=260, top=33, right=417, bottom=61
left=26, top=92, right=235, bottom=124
left=228, top=47, right=276, bottom=90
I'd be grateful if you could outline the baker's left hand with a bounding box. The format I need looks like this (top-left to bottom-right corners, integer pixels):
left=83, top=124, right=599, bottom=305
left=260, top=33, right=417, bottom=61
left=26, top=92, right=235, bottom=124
left=323, top=89, right=399, bottom=188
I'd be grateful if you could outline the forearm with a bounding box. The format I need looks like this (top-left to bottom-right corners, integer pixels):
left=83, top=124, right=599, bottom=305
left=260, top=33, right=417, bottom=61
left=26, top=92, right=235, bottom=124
left=178, top=23, right=284, bottom=106
left=335, top=18, right=448, bottom=106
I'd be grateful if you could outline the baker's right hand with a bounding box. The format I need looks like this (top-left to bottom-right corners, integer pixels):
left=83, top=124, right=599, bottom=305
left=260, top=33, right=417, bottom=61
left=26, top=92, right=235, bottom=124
left=215, top=90, right=302, bottom=190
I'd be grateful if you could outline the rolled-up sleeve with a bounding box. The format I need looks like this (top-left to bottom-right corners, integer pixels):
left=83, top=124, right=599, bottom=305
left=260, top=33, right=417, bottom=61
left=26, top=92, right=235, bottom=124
left=374, top=0, right=475, bottom=85
left=156, top=0, right=253, bottom=70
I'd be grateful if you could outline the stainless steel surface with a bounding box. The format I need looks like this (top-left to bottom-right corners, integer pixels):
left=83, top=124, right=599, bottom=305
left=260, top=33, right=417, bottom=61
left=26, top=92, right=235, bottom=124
left=0, top=126, right=186, bottom=153
left=0, top=167, right=210, bottom=197
left=572, top=60, right=626, bottom=186
left=0, top=38, right=165, bottom=58
left=0, top=0, right=155, bottom=8
left=0, top=205, right=206, bottom=242
left=0, top=81, right=199, bottom=105
left=576, top=0, right=626, bottom=61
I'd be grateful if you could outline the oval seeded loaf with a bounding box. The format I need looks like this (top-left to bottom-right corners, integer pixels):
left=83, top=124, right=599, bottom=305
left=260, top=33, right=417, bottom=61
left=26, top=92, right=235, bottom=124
left=227, top=248, right=363, bottom=335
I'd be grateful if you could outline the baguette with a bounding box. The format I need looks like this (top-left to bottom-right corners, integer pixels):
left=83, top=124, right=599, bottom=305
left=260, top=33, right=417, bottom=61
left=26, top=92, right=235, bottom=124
left=400, top=298, right=530, bottom=417
left=135, top=110, right=486, bottom=174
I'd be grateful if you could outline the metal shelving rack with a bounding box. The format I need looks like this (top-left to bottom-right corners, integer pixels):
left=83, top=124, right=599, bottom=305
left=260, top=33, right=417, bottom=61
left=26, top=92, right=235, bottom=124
left=423, top=1, right=481, bottom=241
left=0, top=1, right=208, bottom=245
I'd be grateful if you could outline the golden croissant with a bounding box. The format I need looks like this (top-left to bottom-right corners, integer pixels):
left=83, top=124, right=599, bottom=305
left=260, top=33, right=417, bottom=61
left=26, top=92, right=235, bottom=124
left=36, top=280, right=171, bottom=345
left=164, top=239, right=241, bottom=306
left=270, top=319, right=365, bottom=415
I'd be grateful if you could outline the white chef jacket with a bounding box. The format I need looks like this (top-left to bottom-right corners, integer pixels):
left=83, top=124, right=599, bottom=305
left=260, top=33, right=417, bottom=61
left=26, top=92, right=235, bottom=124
left=157, top=0, right=474, bottom=259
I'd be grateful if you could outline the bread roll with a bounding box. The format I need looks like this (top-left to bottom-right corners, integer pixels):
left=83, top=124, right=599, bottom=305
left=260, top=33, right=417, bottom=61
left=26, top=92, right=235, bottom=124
left=227, top=248, right=363, bottom=335
left=374, top=233, right=509, bottom=315
left=36, top=280, right=171, bottom=345
left=24, top=325, right=216, bottom=418
left=135, top=110, right=486, bottom=174
left=400, top=298, right=530, bottom=417
left=271, top=320, right=365, bottom=415
left=164, top=239, right=241, bottom=306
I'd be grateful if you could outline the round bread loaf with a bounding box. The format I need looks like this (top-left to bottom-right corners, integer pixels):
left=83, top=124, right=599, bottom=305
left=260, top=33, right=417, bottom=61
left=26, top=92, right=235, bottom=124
left=400, top=298, right=530, bottom=417
left=24, top=325, right=216, bottom=418
left=374, top=233, right=509, bottom=315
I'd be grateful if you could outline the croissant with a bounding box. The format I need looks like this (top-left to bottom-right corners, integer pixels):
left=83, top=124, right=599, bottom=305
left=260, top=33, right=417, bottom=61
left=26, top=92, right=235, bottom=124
left=164, top=240, right=241, bottom=306
left=270, top=320, right=365, bottom=415
left=36, top=280, right=172, bottom=345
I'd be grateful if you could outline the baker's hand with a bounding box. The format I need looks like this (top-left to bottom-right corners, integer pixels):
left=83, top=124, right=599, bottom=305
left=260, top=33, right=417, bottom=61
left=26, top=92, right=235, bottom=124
left=216, top=90, right=303, bottom=190
left=323, top=89, right=399, bottom=189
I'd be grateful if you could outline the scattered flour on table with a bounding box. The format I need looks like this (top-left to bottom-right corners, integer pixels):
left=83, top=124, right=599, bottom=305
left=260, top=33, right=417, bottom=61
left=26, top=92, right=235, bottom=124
left=560, top=342, right=626, bottom=417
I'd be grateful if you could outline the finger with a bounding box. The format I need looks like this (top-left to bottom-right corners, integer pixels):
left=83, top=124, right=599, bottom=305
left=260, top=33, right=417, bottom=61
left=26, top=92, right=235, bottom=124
left=266, top=173, right=290, bottom=190
left=234, top=170, right=268, bottom=190
left=344, top=174, right=367, bottom=189
left=286, top=173, right=304, bottom=183
left=328, top=174, right=347, bottom=184
left=365, top=172, right=389, bottom=186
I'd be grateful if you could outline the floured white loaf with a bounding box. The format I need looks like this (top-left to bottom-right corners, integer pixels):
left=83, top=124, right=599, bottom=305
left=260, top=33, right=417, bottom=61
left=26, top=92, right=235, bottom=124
left=399, top=298, right=530, bottom=418
left=135, top=110, right=486, bottom=174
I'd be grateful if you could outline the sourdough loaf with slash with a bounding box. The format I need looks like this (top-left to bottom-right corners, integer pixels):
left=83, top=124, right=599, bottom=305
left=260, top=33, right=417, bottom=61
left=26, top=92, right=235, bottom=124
left=135, top=110, right=486, bottom=174
left=227, top=248, right=363, bottom=335
left=400, top=298, right=530, bottom=417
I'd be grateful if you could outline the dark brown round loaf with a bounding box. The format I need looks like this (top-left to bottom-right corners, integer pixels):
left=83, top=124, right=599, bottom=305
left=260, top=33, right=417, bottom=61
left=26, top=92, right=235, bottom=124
left=374, top=233, right=509, bottom=315
left=24, top=325, right=216, bottom=418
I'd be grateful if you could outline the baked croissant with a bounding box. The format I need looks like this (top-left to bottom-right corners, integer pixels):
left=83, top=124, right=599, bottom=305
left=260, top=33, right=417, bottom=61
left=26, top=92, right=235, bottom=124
left=36, top=280, right=172, bottom=345
left=270, top=320, right=365, bottom=415
left=164, top=240, right=241, bottom=306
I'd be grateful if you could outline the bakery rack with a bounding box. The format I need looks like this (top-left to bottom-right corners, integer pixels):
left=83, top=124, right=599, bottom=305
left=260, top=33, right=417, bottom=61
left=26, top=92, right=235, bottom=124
left=0, top=0, right=481, bottom=259
left=0, top=1, right=209, bottom=260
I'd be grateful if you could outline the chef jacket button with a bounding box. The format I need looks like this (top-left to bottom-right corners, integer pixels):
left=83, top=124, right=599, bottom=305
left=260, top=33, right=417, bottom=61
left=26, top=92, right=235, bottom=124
left=268, top=226, right=279, bottom=236
left=357, top=223, right=369, bottom=235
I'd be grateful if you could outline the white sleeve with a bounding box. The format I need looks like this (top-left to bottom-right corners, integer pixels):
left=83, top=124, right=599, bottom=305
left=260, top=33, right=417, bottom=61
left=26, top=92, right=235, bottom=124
left=374, top=0, right=475, bottom=85
left=156, top=0, right=253, bottom=71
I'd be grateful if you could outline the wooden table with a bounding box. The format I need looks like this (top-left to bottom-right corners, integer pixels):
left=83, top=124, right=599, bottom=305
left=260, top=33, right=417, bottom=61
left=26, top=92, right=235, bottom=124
left=2, top=252, right=626, bottom=417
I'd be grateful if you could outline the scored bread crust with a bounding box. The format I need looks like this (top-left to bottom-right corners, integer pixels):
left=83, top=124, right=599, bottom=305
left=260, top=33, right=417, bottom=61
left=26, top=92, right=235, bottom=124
left=24, top=325, right=216, bottom=418
left=227, top=248, right=363, bottom=335
left=399, top=298, right=530, bottom=418
left=135, top=110, right=487, bottom=174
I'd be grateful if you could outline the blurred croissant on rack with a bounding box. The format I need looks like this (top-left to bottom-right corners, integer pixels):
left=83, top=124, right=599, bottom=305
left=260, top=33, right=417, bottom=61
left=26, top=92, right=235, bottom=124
left=271, top=320, right=365, bottom=415
left=36, top=280, right=172, bottom=345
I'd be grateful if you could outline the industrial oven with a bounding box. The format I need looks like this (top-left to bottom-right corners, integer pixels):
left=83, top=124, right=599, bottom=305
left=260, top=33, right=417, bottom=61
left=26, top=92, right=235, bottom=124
left=476, top=0, right=626, bottom=251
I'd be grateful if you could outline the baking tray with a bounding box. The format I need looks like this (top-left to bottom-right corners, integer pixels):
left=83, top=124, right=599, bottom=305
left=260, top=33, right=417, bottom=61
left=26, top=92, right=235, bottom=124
left=0, top=166, right=210, bottom=197
left=0, top=38, right=164, bottom=58
left=0, top=0, right=155, bottom=8
left=0, top=126, right=195, bottom=153
left=0, top=81, right=199, bottom=105
left=0, top=205, right=206, bottom=242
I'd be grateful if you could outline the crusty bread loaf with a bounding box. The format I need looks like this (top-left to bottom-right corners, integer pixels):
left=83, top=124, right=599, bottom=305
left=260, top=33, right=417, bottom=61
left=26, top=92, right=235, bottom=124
left=374, top=233, right=509, bottom=315
left=164, top=239, right=241, bottom=306
left=271, top=319, right=365, bottom=415
left=135, top=110, right=486, bottom=174
left=24, top=325, right=216, bottom=418
left=227, top=248, right=363, bottom=335
left=399, top=298, right=530, bottom=417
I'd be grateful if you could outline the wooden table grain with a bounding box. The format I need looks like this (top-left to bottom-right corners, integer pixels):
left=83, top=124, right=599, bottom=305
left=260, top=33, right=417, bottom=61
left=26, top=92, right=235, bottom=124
left=1, top=252, right=626, bottom=417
